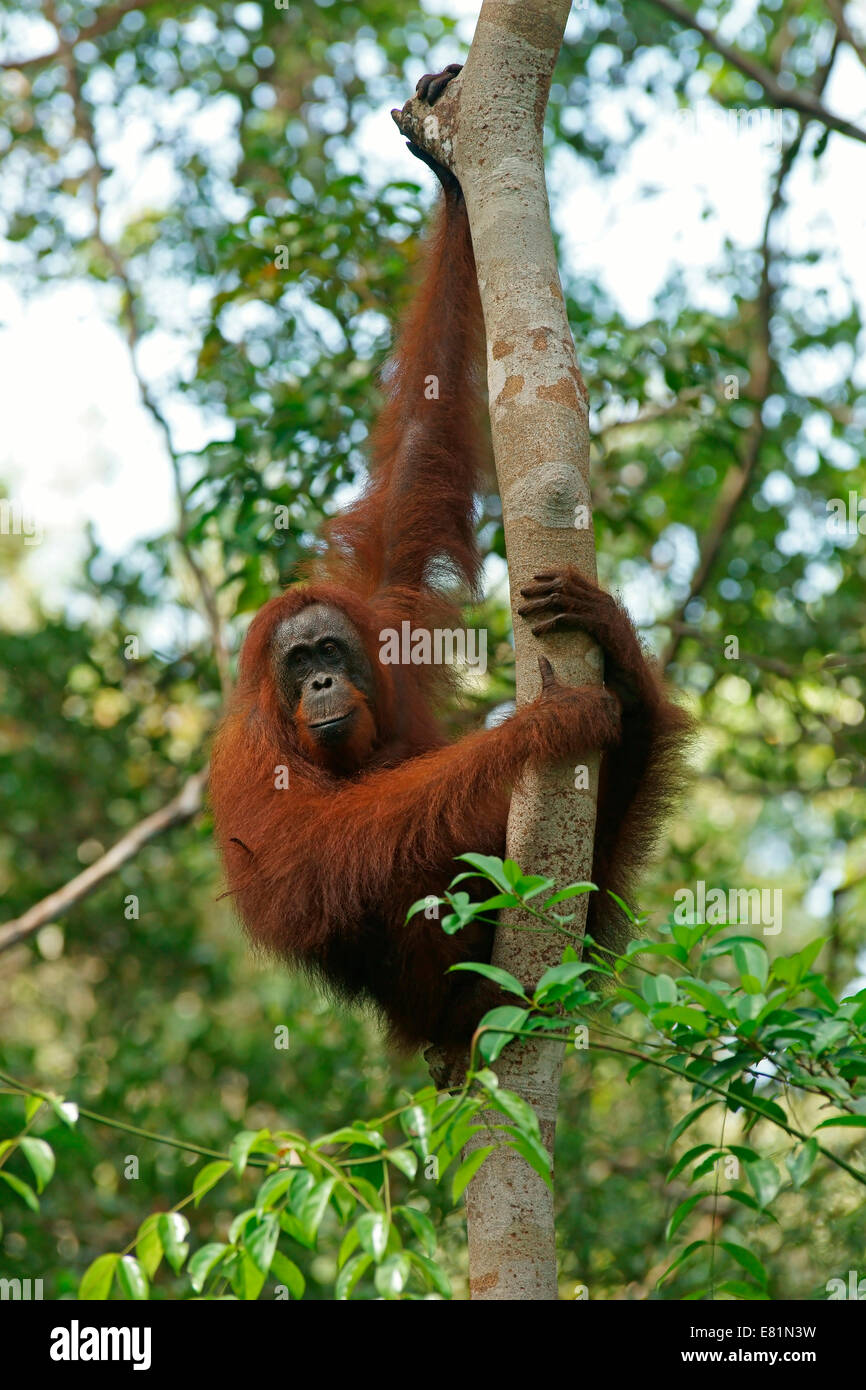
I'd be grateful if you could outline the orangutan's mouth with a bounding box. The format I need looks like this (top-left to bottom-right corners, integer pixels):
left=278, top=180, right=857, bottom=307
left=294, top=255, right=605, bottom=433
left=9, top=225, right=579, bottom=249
left=309, top=712, right=353, bottom=730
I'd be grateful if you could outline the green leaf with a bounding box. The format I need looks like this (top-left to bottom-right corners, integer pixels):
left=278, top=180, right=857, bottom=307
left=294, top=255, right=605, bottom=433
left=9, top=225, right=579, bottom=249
left=455, top=854, right=510, bottom=890
left=476, top=1005, right=528, bottom=1062
left=24, top=1095, right=43, bottom=1125
left=407, top=1252, right=452, bottom=1298
left=395, top=1206, right=436, bottom=1258
left=720, top=1242, right=768, bottom=1287
left=803, top=974, right=838, bottom=1012
left=736, top=992, right=766, bottom=1019
left=810, top=1020, right=851, bottom=1052
left=384, top=1147, right=418, bottom=1178
left=772, top=938, right=826, bottom=985
left=245, top=1214, right=280, bottom=1276
left=740, top=1094, right=788, bottom=1128
left=449, top=961, right=527, bottom=997
left=263, top=1198, right=301, bottom=1244
left=622, top=937, right=658, bottom=959
left=815, top=1114, right=866, bottom=1129
left=606, top=890, right=638, bottom=922
left=652, top=1005, right=709, bottom=1033
left=19, top=1137, right=54, bottom=1193
left=727, top=1144, right=760, bottom=1164
left=270, top=1250, right=305, bottom=1299
left=451, top=1145, right=495, bottom=1201
left=193, top=1159, right=233, bottom=1207
left=671, top=921, right=710, bottom=952
left=188, top=1243, right=230, bottom=1294
left=135, top=1214, right=163, bottom=1278
left=229, top=1128, right=271, bottom=1175
left=723, top=1189, right=779, bottom=1221
left=488, top=1088, right=542, bottom=1140
left=255, top=1170, right=294, bottom=1214
left=356, top=1212, right=389, bottom=1261
left=79, top=1253, right=118, bottom=1300
left=0, top=1170, right=38, bottom=1212
left=337, top=1225, right=360, bottom=1270
left=504, top=1130, right=554, bottom=1189
left=329, top=1181, right=356, bottom=1226
left=236, top=1249, right=266, bottom=1301
left=158, top=1213, right=190, bottom=1274
left=733, top=942, right=769, bottom=991
left=626, top=1059, right=650, bottom=1082
left=511, top=874, right=555, bottom=901
left=471, top=893, right=524, bottom=912
left=677, top=979, right=733, bottom=1019
left=614, top=986, right=650, bottom=1015
left=715, top=1279, right=769, bottom=1300
left=400, top=1104, right=432, bottom=1157
left=667, top=1102, right=717, bottom=1146
left=642, top=973, right=678, bottom=1006
left=374, top=1252, right=411, bottom=1299
left=666, top=1144, right=715, bottom=1182
left=744, top=1158, right=781, bottom=1208
left=300, top=1178, right=335, bottom=1242
left=335, top=1253, right=371, bottom=1300
left=317, top=1125, right=386, bottom=1149
left=702, top=934, right=766, bottom=961
left=657, top=1240, right=706, bottom=1286
left=47, top=1096, right=78, bottom=1128
left=629, top=940, right=687, bottom=961
left=405, top=896, right=442, bottom=922
left=665, top=1192, right=704, bottom=1241
left=542, top=882, right=596, bottom=907
left=116, top=1255, right=149, bottom=1301
left=692, top=1151, right=725, bottom=1180
left=534, top=961, right=593, bottom=998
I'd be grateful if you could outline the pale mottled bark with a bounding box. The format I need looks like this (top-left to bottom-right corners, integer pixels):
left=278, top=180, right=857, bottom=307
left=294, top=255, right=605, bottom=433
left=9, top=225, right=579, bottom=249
left=395, top=0, right=598, bottom=1301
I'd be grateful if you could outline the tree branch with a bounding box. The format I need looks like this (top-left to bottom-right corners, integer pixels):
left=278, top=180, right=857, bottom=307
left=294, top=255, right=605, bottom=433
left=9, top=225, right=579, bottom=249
left=649, top=0, right=866, bottom=145
left=597, top=385, right=708, bottom=437
left=650, top=621, right=865, bottom=679
left=825, top=0, right=866, bottom=73
left=0, top=769, right=208, bottom=955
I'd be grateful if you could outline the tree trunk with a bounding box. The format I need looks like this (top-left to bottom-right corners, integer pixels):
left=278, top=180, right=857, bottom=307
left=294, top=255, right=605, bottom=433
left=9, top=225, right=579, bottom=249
left=395, top=0, right=599, bottom=1301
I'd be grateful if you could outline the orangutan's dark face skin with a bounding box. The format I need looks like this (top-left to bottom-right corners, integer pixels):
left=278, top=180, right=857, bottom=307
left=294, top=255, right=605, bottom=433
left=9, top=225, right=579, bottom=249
left=272, top=604, right=375, bottom=748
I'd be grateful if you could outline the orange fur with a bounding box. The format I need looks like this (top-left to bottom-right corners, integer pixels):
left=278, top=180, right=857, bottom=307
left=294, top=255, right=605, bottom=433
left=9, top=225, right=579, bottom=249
left=211, top=188, right=691, bottom=1049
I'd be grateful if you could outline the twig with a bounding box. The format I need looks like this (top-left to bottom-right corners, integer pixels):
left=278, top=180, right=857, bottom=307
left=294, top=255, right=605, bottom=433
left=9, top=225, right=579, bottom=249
left=825, top=0, right=866, bottom=72
left=649, top=0, right=866, bottom=145
left=652, top=620, right=866, bottom=678
left=597, top=386, right=708, bottom=437
left=0, top=768, right=208, bottom=954
left=654, top=622, right=796, bottom=676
